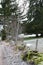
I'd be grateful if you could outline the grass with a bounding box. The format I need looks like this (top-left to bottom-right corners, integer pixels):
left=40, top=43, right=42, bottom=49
left=24, top=36, right=43, bottom=40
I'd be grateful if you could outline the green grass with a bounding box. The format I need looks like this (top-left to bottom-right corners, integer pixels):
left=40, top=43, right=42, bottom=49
left=24, top=36, right=43, bottom=40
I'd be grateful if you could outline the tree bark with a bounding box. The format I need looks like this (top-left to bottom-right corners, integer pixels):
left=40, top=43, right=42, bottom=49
left=36, top=34, right=38, bottom=37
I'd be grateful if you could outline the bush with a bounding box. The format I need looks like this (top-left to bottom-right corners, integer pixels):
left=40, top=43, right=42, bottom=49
left=21, top=51, right=28, bottom=61
left=1, top=29, right=6, bottom=40
left=21, top=50, right=43, bottom=65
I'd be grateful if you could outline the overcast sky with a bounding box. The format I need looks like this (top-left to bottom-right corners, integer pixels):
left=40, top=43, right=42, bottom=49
left=17, top=0, right=29, bottom=15
left=16, top=0, right=29, bottom=22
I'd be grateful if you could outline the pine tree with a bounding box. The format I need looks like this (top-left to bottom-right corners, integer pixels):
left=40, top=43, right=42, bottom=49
left=25, top=0, right=43, bottom=36
left=1, top=0, right=11, bottom=29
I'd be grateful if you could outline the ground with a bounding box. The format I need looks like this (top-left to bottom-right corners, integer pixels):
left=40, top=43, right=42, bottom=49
left=0, top=38, right=43, bottom=65
left=24, top=38, right=43, bottom=53
left=0, top=41, right=27, bottom=65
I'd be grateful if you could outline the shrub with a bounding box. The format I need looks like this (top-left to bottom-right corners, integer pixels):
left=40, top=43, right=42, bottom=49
left=21, top=51, right=28, bottom=61
left=21, top=50, right=43, bottom=65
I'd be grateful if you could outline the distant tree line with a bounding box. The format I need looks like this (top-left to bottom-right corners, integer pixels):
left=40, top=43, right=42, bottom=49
left=24, top=0, right=43, bottom=37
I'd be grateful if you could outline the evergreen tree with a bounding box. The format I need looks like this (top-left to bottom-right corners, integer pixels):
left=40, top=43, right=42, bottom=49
left=25, top=0, right=43, bottom=36
left=1, top=0, right=11, bottom=29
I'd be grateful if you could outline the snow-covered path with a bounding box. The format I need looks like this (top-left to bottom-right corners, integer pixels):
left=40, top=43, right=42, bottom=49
left=0, top=41, right=27, bottom=65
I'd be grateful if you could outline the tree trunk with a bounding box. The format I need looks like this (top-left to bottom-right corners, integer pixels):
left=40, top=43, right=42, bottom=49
left=41, top=33, right=43, bottom=37
left=36, top=34, right=38, bottom=37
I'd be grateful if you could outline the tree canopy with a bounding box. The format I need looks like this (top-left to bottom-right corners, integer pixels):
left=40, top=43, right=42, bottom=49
left=24, top=0, right=43, bottom=36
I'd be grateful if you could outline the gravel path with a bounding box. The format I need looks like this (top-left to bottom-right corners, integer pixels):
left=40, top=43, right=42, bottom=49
left=0, top=38, right=43, bottom=65
left=0, top=41, right=28, bottom=65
